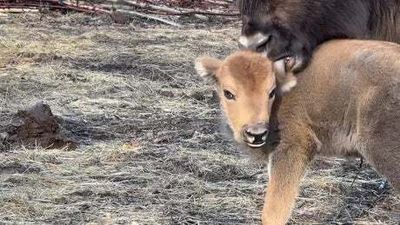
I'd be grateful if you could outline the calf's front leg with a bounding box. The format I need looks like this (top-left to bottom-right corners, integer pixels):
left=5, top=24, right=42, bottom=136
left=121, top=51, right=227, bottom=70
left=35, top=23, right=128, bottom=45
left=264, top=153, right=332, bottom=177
left=262, top=145, right=313, bottom=225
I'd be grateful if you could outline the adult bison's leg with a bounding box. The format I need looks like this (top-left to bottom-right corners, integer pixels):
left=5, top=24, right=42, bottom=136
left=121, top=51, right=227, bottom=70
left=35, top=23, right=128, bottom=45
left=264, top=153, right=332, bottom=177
left=262, top=143, right=313, bottom=225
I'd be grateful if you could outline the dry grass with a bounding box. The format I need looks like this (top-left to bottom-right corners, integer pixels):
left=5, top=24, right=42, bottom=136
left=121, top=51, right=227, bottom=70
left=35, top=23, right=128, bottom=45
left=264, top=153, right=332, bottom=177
left=0, top=12, right=399, bottom=225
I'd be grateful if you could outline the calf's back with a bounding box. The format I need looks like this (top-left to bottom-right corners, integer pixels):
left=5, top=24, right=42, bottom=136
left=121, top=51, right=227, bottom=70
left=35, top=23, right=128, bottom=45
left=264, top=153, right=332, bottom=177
left=282, top=40, right=400, bottom=189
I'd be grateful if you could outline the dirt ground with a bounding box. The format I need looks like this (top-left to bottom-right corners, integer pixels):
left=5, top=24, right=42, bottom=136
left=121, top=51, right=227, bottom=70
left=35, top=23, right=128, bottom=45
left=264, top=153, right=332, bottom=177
left=0, top=13, right=399, bottom=225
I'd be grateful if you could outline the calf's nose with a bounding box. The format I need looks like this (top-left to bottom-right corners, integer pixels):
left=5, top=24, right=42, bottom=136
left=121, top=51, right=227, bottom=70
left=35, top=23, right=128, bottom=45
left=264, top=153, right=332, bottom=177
left=243, top=123, right=269, bottom=147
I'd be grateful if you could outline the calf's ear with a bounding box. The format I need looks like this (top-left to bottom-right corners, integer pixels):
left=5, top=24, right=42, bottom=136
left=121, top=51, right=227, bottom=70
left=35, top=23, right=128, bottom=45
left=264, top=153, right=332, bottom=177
left=273, top=56, right=298, bottom=93
left=194, top=56, right=222, bottom=83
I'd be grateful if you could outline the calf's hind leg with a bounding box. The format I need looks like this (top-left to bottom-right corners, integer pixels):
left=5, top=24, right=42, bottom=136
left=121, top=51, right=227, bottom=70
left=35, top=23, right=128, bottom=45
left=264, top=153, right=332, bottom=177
left=360, top=99, right=400, bottom=192
left=361, top=135, right=400, bottom=192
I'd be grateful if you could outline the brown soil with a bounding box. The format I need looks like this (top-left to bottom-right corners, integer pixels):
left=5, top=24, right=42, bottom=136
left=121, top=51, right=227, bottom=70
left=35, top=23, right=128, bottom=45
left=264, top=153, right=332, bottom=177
left=1, top=101, right=77, bottom=150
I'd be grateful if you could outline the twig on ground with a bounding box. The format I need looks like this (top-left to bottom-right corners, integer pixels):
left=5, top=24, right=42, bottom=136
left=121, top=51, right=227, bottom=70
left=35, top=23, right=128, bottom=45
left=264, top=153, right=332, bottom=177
left=116, top=8, right=182, bottom=27
left=0, top=0, right=109, bottom=15
left=0, top=0, right=238, bottom=26
left=0, top=8, right=38, bottom=13
left=116, top=0, right=239, bottom=16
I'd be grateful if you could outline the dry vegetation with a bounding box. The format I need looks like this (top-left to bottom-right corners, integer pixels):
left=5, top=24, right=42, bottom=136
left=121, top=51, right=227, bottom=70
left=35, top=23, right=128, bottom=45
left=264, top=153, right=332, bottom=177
left=0, top=12, right=399, bottom=225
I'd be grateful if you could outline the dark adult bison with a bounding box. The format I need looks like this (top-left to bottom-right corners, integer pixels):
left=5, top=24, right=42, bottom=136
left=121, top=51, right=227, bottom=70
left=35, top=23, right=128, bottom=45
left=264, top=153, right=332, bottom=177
left=238, top=0, right=400, bottom=72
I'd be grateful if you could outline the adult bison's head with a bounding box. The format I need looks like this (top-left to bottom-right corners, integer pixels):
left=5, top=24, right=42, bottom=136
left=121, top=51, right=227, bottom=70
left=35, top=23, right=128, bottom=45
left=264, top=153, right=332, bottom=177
left=237, top=0, right=358, bottom=72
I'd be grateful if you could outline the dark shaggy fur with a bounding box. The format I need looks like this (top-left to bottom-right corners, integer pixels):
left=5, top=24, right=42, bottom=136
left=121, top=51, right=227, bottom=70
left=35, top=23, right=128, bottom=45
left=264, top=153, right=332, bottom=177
left=238, top=0, right=400, bottom=72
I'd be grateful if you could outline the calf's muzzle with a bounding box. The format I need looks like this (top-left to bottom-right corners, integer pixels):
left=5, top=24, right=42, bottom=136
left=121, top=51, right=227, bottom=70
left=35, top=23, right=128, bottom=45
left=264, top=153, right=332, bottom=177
left=242, top=122, right=269, bottom=148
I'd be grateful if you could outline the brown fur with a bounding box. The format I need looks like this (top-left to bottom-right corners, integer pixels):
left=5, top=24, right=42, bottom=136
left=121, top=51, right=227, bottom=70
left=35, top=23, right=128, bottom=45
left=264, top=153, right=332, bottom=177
left=195, top=40, right=400, bottom=225
left=238, top=0, right=400, bottom=72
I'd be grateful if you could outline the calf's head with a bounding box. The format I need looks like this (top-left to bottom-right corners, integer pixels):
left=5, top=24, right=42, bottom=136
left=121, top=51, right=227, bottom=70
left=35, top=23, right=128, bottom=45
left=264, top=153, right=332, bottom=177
left=195, top=51, right=296, bottom=149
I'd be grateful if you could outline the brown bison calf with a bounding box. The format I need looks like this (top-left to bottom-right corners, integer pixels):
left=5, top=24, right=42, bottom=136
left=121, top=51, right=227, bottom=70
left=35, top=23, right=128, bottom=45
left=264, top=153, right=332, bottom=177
left=194, top=40, right=400, bottom=225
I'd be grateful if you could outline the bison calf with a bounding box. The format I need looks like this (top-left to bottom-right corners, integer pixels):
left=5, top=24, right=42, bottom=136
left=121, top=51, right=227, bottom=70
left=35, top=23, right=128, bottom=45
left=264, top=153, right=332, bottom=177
left=194, top=40, right=400, bottom=225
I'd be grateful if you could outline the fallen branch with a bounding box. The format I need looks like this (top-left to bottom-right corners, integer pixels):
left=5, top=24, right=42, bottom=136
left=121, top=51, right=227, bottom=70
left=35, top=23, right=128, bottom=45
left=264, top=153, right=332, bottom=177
left=1, top=0, right=110, bottom=15
left=48, top=0, right=110, bottom=14
left=0, top=8, right=39, bottom=13
left=0, top=0, right=238, bottom=26
left=117, top=0, right=239, bottom=16
left=116, top=9, right=182, bottom=27
left=204, top=0, right=231, bottom=7
left=114, top=0, right=181, bottom=13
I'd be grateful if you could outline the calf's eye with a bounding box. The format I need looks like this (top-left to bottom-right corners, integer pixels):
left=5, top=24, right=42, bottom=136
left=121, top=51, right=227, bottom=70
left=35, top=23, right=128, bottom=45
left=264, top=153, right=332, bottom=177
left=269, top=88, right=276, bottom=99
left=223, top=90, right=236, bottom=100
